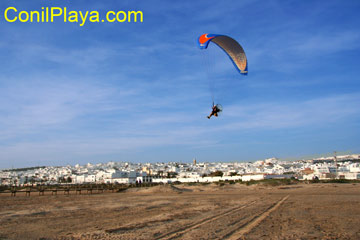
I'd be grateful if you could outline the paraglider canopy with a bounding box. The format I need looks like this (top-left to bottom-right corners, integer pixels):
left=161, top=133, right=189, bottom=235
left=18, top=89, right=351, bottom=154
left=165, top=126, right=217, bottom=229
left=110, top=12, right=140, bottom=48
left=198, top=34, right=248, bottom=75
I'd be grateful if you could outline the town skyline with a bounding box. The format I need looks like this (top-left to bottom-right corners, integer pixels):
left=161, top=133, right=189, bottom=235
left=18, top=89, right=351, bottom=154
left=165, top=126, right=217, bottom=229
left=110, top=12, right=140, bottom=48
left=1, top=153, right=360, bottom=186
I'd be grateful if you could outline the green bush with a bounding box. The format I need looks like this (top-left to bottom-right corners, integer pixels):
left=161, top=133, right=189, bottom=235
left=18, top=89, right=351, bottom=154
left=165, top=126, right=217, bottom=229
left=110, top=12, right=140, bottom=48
left=185, top=182, right=197, bottom=186
left=311, top=177, right=320, bottom=183
left=242, top=178, right=298, bottom=186
left=325, top=179, right=355, bottom=184
left=200, top=182, right=210, bottom=185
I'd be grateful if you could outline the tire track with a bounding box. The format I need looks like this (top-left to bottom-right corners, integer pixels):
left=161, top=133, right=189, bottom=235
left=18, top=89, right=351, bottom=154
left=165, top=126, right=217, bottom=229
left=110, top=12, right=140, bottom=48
left=155, top=200, right=258, bottom=240
left=225, top=195, right=289, bottom=240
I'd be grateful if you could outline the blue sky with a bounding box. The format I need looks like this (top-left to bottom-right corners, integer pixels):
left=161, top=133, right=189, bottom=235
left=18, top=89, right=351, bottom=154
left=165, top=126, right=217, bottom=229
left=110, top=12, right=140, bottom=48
left=0, top=0, right=360, bottom=168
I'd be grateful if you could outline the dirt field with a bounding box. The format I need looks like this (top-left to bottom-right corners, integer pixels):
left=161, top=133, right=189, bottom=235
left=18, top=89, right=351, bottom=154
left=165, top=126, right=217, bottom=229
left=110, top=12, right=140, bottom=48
left=1, top=183, right=360, bottom=240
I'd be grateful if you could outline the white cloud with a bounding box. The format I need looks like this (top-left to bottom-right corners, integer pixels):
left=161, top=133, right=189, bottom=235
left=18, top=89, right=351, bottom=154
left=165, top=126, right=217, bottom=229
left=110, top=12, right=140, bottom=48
left=221, top=93, right=360, bottom=130
left=292, top=31, right=360, bottom=55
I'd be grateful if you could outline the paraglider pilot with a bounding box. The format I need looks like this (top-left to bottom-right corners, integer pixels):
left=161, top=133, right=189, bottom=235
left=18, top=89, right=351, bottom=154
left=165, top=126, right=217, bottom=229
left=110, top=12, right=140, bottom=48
left=207, top=104, right=220, bottom=119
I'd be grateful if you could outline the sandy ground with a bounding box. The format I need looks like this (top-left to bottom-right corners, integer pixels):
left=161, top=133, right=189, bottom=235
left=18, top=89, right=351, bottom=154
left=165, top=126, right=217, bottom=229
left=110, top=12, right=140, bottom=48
left=0, top=183, right=360, bottom=240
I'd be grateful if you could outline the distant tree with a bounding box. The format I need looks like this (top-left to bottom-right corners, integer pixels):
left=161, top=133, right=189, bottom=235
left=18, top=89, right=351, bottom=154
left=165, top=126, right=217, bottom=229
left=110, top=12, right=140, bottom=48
left=311, top=176, right=320, bottom=183
left=30, top=177, right=36, bottom=184
left=67, top=177, right=72, bottom=183
left=167, top=172, right=178, bottom=178
left=209, top=171, right=224, bottom=177
left=58, top=177, right=66, bottom=183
